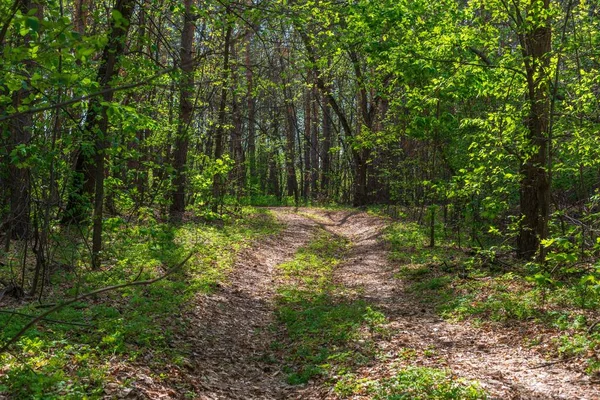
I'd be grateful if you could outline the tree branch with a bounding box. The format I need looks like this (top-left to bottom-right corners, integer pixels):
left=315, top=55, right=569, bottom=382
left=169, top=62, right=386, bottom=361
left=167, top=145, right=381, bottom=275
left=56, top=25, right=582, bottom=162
left=0, top=52, right=212, bottom=123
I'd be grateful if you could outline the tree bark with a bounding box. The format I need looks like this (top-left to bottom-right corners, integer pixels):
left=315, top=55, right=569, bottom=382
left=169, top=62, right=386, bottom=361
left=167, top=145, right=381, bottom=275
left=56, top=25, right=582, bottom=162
left=310, top=78, right=319, bottom=197
left=170, top=0, right=195, bottom=220
left=80, top=0, right=135, bottom=267
left=211, top=17, right=233, bottom=213
left=321, top=93, right=331, bottom=194
left=245, top=29, right=256, bottom=182
left=303, top=86, right=312, bottom=199
left=4, top=0, right=40, bottom=240
left=517, top=0, right=552, bottom=260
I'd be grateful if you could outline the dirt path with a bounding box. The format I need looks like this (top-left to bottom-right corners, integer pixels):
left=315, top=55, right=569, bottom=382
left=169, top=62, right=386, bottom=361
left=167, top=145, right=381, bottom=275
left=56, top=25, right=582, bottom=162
left=180, top=208, right=599, bottom=399
left=185, top=210, right=319, bottom=399
left=296, top=209, right=600, bottom=400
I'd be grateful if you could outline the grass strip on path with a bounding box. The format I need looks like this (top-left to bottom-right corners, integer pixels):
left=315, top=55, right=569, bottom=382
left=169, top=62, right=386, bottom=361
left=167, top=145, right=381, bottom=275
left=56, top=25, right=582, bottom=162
left=273, top=229, right=386, bottom=385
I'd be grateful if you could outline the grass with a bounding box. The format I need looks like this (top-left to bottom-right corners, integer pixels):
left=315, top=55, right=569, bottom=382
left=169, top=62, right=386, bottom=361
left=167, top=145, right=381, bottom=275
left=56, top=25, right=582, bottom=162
left=334, top=367, right=487, bottom=399
left=275, top=209, right=488, bottom=398
left=273, top=229, right=387, bottom=385
left=0, top=207, right=281, bottom=399
left=383, top=218, right=600, bottom=375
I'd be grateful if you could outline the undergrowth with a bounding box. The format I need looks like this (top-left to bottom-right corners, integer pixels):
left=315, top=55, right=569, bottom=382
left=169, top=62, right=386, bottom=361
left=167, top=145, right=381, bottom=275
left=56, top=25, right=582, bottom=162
left=0, top=207, right=280, bottom=399
left=334, top=366, right=486, bottom=399
left=383, top=218, right=600, bottom=375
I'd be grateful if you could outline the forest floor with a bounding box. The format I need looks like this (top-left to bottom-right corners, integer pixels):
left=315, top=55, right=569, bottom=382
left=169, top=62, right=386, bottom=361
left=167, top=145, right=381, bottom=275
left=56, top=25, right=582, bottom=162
left=153, top=208, right=600, bottom=399
left=2, top=207, right=600, bottom=399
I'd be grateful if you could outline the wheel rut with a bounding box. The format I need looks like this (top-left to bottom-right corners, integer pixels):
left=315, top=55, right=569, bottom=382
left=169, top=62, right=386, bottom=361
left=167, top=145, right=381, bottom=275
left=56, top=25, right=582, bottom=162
left=186, top=209, right=319, bottom=399
left=296, top=208, right=600, bottom=400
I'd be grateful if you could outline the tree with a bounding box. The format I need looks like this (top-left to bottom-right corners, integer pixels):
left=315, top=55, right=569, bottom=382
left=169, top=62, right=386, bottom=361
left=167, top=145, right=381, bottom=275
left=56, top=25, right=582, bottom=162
left=170, top=0, right=196, bottom=220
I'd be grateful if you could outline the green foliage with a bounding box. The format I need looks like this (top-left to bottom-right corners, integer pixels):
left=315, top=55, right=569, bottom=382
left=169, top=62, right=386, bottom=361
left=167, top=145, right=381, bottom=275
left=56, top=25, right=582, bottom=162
left=335, top=367, right=486, bottom=399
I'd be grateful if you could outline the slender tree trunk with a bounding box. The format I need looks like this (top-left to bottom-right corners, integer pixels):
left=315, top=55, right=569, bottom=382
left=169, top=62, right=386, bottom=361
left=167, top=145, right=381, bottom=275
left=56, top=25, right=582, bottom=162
left=170, top=0, right=195, bottom=220
left=321, top=93, right=331, bottom=194
left=5, top=0, right=39, bottom=240
left=285, top=102, right=299, bottom=201
left=277, top=41, right=298, bottom=202
left=212, top=18, right=233, bottom=213
left=89, top=0, right=135, bottom=267
left=231, top=91, right=245, bottom=195
left=73, top=0, right=89, bottom=34
left=7, top=72, right=32, bottom=241
left=267, top=108, right=281, bottom=198
left=350, top=50, right=373, bottom=207
left=64, top=0, right=134, bottom=228
left=303, top=87, right=312, bottom=199
left=245, top=30, right=256, bottom=182
left=310, top=79, right=319, bottom=197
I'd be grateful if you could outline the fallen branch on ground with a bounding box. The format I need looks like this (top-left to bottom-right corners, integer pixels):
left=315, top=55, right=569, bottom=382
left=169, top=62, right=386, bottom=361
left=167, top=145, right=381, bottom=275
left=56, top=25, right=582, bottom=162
left=0, top=251, right=195, bottom=355
left=0, top=310, right=92, bottom=327
left=530, top=356, right=576, bottom=369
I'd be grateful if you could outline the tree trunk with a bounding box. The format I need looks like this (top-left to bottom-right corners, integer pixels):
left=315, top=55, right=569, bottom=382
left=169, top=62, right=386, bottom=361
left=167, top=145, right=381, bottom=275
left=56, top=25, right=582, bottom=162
left=170, top=0, right=195, bottom=220
left=285, top=102, right=299, bottom=201
left=84, top=0, right=135, bottom=267
left=517, top=0, right=552, bottom=260
left=73, top=0, right=89, bottom=34
left=64, top=0, right=134, bottom=228
left=303, top=87, right=312, bottom=199
left=245, top=30, right=256, bottom=182
left=311, top=79, right=319, bottom=197
left=211, top=18, right=232, bottom=213
left=321, top=93, right=331, bottom=194
left=4, top=0, right=42, bottom=240
left=353, top=151, right=368, bottom=207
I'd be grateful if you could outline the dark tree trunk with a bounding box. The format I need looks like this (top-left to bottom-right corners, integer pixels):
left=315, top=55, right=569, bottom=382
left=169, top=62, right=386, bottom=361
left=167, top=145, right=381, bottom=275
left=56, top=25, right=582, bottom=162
left=7, top=85, right=31, bottom=240
left=285, top=102, right=299, bottom=201
left=350, top=50, right=374, bottom=207
left=64, top=0, right=134, bottom=228
left=73, top=0, right=89, bottom=34
left=170, top=0, right=195, bottom=220
left=4, top=0, right=40, bottom=240
left=65, top=0, right=135, bottom=268
left=353, top=151, right=368, bottom=207
left=517, top=0, right=552, bottom=260
left=231, top=91, right=245, bottom=195
left=245, top=30, right=256, bottom=182
left=267, top=109, right=281, bottom=198
left=321, top=93, right=331, bottom=194
left=277, top=41, right=299, bottom=202
left=303, top=87, right=312, bottom=199
left=310, top=80, right=319, bottom=197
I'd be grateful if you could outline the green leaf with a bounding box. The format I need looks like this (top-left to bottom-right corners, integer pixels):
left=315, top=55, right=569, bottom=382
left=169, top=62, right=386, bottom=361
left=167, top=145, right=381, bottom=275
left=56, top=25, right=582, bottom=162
left=25, top=17, right=40, bottom=32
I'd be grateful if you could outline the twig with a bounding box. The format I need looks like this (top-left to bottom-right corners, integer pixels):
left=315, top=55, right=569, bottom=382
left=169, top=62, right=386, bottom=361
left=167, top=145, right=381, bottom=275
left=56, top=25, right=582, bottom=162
left=0, top=310, right=91, bottom=327
left=531, top=356, right=576, bottom=369
left=0, top=251, right=195, bottom=354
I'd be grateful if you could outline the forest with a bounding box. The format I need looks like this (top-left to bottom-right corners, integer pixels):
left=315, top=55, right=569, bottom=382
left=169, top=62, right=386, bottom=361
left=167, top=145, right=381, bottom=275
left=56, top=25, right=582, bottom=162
left=1, top=0, right=600, bottom=398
